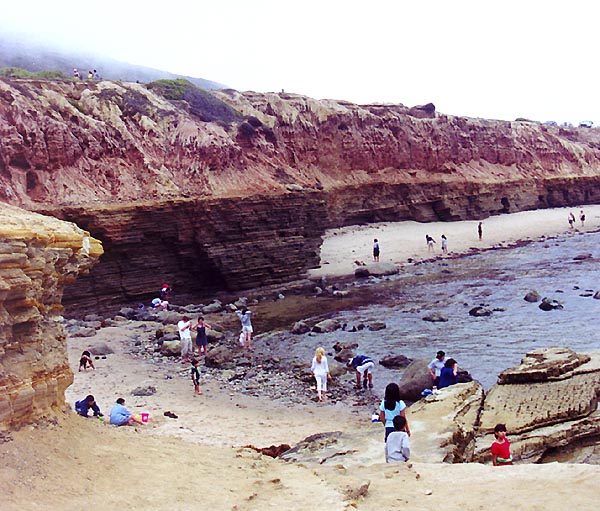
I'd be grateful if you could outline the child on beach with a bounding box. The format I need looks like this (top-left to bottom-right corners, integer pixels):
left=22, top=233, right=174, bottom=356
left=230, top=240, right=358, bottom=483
left=311, top=347, right=331, bottom=402
left=373, top=238, right=380, bottom=262
left=385, top=415, right=411, bottom=463
left=441, top=234, right=448, bottom=255
left=425, top=234, right=436, bottom=253
left=491, top=423, right=513, bottom=466
left=191, top=359, right=202, bottom=395
left=79, top=350, right=95, bottom=371
left=194, top=316, right=212, bottom=356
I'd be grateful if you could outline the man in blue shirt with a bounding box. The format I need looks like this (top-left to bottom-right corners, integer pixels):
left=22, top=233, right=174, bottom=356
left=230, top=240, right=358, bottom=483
left=75, top=395, right=103, bottom=418
left=109, top=398, right=144, bottom=426
left=348, top=355, right=375, bottom=389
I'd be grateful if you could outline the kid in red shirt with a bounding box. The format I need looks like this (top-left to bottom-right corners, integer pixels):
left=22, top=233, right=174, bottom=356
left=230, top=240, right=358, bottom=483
left=491, top=423, right=513, bottom=466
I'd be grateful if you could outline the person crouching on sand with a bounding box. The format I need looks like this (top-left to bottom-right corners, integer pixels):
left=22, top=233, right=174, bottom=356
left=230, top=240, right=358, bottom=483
left=311, top=347, right=331, bottom=402
left=79, top=350, right=95, bottom=371
left=491, top=423, right=513, bottom=466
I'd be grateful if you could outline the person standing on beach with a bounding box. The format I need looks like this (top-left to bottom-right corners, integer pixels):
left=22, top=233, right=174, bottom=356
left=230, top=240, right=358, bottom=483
left=568, top=212, right=575, bottom=229
left=236, top=308, right=253, bottom=350
left=194, top=316, right=212, bottom=356
left=441, top=234, right=448, bottom=255
left=373, top=238, right=380, bottom=262
left=478, top=222, right=483, bottom=240
left=580, top=210, right=586, bottom=227
left=178, top=316, right=193, bottom=363
left=311, top=347, right=331, bottom=402
left=191, top=359, right=202, bottom=395
left=491, top=423, right=513, bottom=466
left=378, top=382, right=409, bottom=441
left=426, top=234, right=436, bottom=253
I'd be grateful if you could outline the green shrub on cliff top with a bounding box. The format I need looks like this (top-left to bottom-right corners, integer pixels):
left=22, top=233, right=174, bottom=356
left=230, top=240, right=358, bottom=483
left=147, top=78, right=240, bottom=124
left=0, top=66, right=70, bottom=80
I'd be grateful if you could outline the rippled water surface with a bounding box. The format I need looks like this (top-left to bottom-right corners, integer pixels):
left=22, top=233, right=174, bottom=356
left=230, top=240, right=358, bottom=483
left=274, top=231, right=600, bottom=391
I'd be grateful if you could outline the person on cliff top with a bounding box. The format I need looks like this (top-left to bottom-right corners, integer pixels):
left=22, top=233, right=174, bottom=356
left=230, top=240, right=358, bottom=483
left=75, top=394, right=103, bottom=418
left=441, top=234, right=448, bottom=255
left=385, top=415, right=411, bottom=463
left=236, top=307, right=253, bottom=350
left=491, top=423, right=513, bottom=466
left=178, top=316, right=193, bottom=363
left=191, top=359, right=202, bottom=395
left=194, top=316, right=212, bottom=356
left=109, top=398, right=144, bottom=426
left=568, top=212, right=575, bottom=229
left=373, top=238, right=380, bottom=262
left=79, top=350, right=95, bottom=371
left=73, top=68, right=80, bottom=79
left=438, top=358, right=458, bottom=389
left=580, top=209, right=586, bottom=227
left=311, top=347, right=331, bottom=402
left=426, top=234, right=436, bottom=253
left=427, top=350, right=446, bottom=388
left=478, top=222, right=483, bottom=240
left=379, top=382, right=409, bottom=441
left=347, top=354, right=375, bottom=389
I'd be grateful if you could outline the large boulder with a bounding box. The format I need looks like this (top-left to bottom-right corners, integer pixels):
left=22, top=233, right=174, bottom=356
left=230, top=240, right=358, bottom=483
left=364, top=262, right=399, bottom=277
left=539, top=297, right=563, bottom=311
left=204, top=345, right=237, bottom=369
left=312, top=319, right=341, bottom=333
left=291, top=320, right=311, bottom=334
left=379, top=354, right=412, bottom=368
left=397, top=359, right=433, bottom=402
left=524, top=290, right=541, bottom=303
left=160, top=340, right=181, bottom=356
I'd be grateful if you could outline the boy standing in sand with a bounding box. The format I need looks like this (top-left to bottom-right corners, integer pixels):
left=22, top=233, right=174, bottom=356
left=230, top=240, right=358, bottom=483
left=373, top=239, right=380, bottom=262
left=491, top=423, right=513, bottom=466
left=191, top=359, right=202, bottom=395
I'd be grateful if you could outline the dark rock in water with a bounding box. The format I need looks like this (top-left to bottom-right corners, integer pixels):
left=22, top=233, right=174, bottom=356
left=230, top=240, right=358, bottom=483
left=594, top=291, right=600, bottom=300
left=354, top=266, right=370, bottom=278
left=492, top=307, right=506, bottom=312
left=379, top=354, right=412, bottom=368
left=539, top=297, right=563, bottom=311
left=422, top=312, right=448, bottom=322
left=579, top=292, right=594, bottom=297
left=334, top=348, right=355, bottom=363
left=397, top=359, right=432, bottom=401
left=312, top=319, right=341, bottom=333
left=573, top=254, right=592, bottom=261
left=367, top=321, right=386, bottom=331
left=524, top=290, right=541, bottom=303
left=291, top=320, right=311, bottom=334
left=131, top=385, right=157, bottom=396
left=469, top=306, right=492, bottom=317
left=333, top=341, right=358, bottom=352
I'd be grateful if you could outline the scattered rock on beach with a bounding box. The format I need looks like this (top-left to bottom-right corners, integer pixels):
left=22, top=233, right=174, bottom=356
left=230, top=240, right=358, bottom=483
left=160, top=340, right=181, bottom=356
left=312, top=319, right=341, bottom=333
left=594, top=291, right=600, bottom=299
left=422, top=312, right=448, bottom=322
left=131, top=385, right=157, bottom=396
left=291, top=321, right=311, bottom=334
left=367, top=321, right=386, bottom=331
left=573, top=253, right=592, bottom=261
left=469, top=306, right=492, bottom=317
left=333, top=341, right=358, bottom=352
left=89, top=342, right=114, bottom=355
left=538, top=298, right=563, bottom=311
left=354, top=267, right=370, bottom=278
left=524, top=290, right=541, bottom=303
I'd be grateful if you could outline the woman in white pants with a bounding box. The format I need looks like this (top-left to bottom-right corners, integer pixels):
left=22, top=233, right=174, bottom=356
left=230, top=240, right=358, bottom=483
left=311, top=347, right=331, bottom=402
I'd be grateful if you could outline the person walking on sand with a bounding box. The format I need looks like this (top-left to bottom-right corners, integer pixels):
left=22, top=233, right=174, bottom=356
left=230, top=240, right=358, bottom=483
left=385, top=415, right=411, bottom=463
left=478, top=222, right=483, bottom=240
left=491, top=423, right=513, bottom=466
left=568, top=212, right=575, bottom=229
left=373, top=238, right=380, bottom=262
left=348, top=354, right=375, bottom=389
left=311, top=347, right=331, bottom=402
left=194, top=316, right=212, bottom=356
left=236, top=307, right=253, bottom=350
left=109, top=398, right=144, bottom=426
left=441, top=234, right=448, bottom=255
left=379, top=382, right=409, bottom=441
left=178, top=316, right=193, bottom=363
left=580, top=209, right=586, bottom=227
left=191, top=359, right=202, bottom=395
left=425, top=234, right=436, bottom=253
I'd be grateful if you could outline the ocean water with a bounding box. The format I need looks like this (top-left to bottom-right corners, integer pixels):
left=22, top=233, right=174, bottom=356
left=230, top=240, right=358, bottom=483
left=273, top=230, right=600, bottom=392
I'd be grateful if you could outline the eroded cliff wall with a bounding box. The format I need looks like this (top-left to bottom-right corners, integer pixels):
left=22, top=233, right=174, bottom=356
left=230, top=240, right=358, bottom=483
left=0, top=204, right=102, bottom=429
left=2, top=77, right=600, bottom=307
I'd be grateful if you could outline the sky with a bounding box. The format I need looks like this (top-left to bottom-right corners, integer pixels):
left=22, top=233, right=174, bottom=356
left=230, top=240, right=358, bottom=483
left=2, top=0, right=599, bottom=124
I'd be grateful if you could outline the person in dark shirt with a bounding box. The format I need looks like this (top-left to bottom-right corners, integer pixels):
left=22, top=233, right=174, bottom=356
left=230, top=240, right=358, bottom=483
left=438, top=358, right=458, bottom=389
left=347, top=355, right=375, bottom=389
left=191, top=359, right=201, bottom=395
left=75, top=394, right=103, bottom=418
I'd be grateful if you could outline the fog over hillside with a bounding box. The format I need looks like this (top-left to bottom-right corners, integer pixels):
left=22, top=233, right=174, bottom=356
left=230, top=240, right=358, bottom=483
left=0, top=32, right=225, bottom=89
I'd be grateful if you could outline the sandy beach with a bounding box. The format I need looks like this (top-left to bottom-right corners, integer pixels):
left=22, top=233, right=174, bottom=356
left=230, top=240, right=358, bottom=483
left=3, top=205, right=600, bottom=510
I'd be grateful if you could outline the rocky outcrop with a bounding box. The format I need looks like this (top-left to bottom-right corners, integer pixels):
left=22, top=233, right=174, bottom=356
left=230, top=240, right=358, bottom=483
left=0, top=203, right=102, bottom=430
left=4, top=78, right=600, bottom=307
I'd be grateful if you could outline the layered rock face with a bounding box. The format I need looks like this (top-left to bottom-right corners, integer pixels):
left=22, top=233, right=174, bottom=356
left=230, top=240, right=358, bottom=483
left=0, top=203, right=102, bottom=429
left=3, top=78, right=600, bottom=305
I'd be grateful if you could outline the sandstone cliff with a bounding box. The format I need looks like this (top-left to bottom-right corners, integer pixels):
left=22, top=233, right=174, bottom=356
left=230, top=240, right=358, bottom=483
left=3, top=77, right=600, bottom=306
left=0, top=203, right=101, bottom=429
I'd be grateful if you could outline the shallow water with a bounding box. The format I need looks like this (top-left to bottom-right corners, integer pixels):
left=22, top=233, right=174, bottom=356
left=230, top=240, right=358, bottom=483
left=272, top=230, right=600, bottom=392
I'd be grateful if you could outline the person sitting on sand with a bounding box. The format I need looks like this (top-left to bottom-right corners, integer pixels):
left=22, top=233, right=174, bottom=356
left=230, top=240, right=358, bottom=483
left=348, top=354, right=375, bottom=389
left=425, top=234, right=436, bottom=253
left=311, top=347, right=331, bottom=402
left=438, top=358, right=458, bottom=389
left=75, top=394, right=103, bottom=418
left=373, top=238, right=380, bottom=262
left=385, top=415, right=411, bottom=463
left=379, top=382, right=409, bottom=441
left=427, top=350, right=446, bottom=388
left=194, top=316, right=212, bottom=356
left=178, top=316, right=193, bottom=363
left=191, top=359, right=202, bottom=395
left=236, top=308, right=253, bottom=350
left=491, top=423, right=513, bottom=466
left=109, top=398, right=143, bottom=426
left=79, top=350, right=95, bottom=371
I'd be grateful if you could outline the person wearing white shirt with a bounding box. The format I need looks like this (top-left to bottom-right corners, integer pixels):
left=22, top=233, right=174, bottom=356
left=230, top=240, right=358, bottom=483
left=311, top=347, right=331, bottom=402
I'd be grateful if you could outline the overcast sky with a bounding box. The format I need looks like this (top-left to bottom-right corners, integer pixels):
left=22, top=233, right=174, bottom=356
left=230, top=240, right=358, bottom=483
left=2, top=0, right=599, bottom=124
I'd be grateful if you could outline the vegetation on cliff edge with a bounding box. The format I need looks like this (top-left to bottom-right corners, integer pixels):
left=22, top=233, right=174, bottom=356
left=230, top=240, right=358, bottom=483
left=0, top=66, right=70, bottom=80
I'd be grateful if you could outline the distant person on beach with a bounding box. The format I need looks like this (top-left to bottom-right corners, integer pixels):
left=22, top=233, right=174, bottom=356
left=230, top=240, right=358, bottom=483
left=194, top=316, right=211, bottom=356
left=373, top=238, right=380, bottom=262
left=236, top=308, right=253, bottom=350
left=580, top=210, right=586, bottom=227
left=87, top=70, right=93, bottom=80
left=379, top=382, right=409, bottom=441
left=73, top=68, right=80, bottom=79
left=178, top=316, right=193, bottom=363
left=75, top=394, right=103, bottom=418
left=426, top=234, right=436, bottom=253
left=385, top=415, right=411, bottom=463
left=79, top=350, right=95, bottom=371
left=151, top=297, right=169, bottom=310
left=491, top=423, right=513, bottom=466
left=438, top=358, right=458, bottom=389
left=441, top=234, right=448, bottom=255
left=478, top=222, right=483, bottom=240
left=109, top=398, right=143, bottom=426
left=427, top=350, right=446, bottom=388
left=159, top=283, right=171, bottom=300
left=568, top=212, right=576, bottom=229
left=311, top=347, right=331, bottom=402
left=348, top=355, right=375, bottom=389
left=93, top=69, right=100, bottom=80
left=191, top=359, right=202, bottom=395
